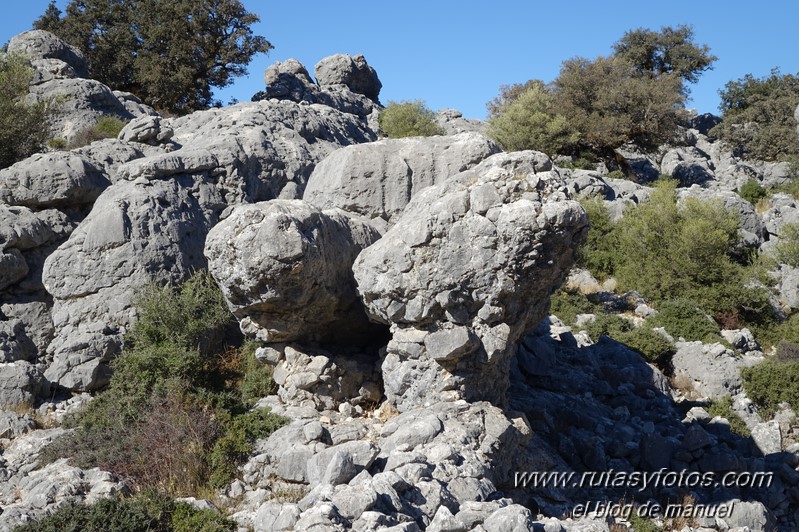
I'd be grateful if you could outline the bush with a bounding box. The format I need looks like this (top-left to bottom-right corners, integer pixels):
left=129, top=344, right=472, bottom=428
left=586, top=313, right=674, bottom=364
left=774, top=223, right=799, bottom=267
left=485, top=81, right=578, bottom=154
left=40, top=271, right=287, bottom=495
left=237, top=342, right=278, bottom=406
left=378, top=100, right=444, bottom=138
left=776, top=341, right=799, bottom=363
left=576, top=196, right=619, bottom=279
left=742, top=359, right=799, bottom=418
left=0, top=54, right=55, bottom=169
left=68, top=116, right=129, bottom=148
left=706, top=396, right=750, bottom=437
left=13, top=489, right=236, bottom=532
left=710, top=69, right=799, bottom=162
left=549, top=289, right=599, bottom=326
left=650, top=299, right=721, bottom=342
left=738, top=178, right=768, bottom=205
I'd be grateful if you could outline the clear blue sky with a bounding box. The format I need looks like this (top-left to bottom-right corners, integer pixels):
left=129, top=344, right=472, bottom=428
left=3, top=1, right=798, bottom=120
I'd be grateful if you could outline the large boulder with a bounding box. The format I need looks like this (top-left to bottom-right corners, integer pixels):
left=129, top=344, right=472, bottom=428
left=314, top=54, right=381, bottom=102
left=205, top=200, right=382, bottom=346
left=0, top=152, right=110, bottom=208
left=41, top=177, right=213, bottom=391
left=353, top=152, right=588, bottom=410
left=303, top=132, right=500, bottom=224
left=6, top=30, right=88, bottom=78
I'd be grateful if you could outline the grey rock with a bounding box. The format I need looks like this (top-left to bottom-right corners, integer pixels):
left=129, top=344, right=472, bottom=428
left=661, top=146, right=714, bottom=186
left=721, top=500, right=776, bottom=531
left=720, top=328, right=761, bottom=353
left=0, top=319, right=38, bottom=362
left=304, top=132, right=500, bottom=224
left=0, top=412, right=36, bottom=439
left=314, top=54, right=382, bottom=102
left=0, top=361, right=43, bottom=409
left=27, top=78, right=133, bottom=143
left=118, top=115, right=174, bottom=145
left=254, top=502, right=301, bottom=532
left=112, top=90, right=158, bottom=119
left=671, top=342, right=753, bottom=399
left=751, top=420, right=782, bottom=455
left=6, top=30, right=88, bottom=78
left=481, top=505, right=535, bottom=532
left=205, top=200, right=382, bottom=346
left=306, top=441, right=379, bottom=487
left=353, top=151, right=587, bottom=409
left=331, top=481, right=378, bottom=520
left=42, top=177, right=212, bottom=391
left=435, top=109, right=487, bottom=136
left=0, top=152, right=110, bottom=208
left=0, top=249, right=28, bottom=291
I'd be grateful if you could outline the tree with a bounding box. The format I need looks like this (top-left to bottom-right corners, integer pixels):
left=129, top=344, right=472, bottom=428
left=486, top=80, right=578, bottom=154
left=0, top=54, right=54, bottom=169
left=486, top=79, right=545, bottom=119
left=553, top=56, right=686, bottom=156
left=709, top=69, right=799, bottom=161
left=378, top=100, right=444, bottom=138
left=34, top=0, right=271, bottom=114
left=612, top=24, right=717, bottom=88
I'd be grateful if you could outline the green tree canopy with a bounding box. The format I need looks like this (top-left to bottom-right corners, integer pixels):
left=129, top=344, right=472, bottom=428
left=612, top=24, right=717, bottom=87
left=710, top=68, right=799, bottom=161
left=35, top=0, right=271, bottom=114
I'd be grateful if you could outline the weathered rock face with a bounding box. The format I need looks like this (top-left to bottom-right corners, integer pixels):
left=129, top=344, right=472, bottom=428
left=354, top=151, right=588, bottom=410
left=7, top=30, right=155, bottom=143
left=205, top=200, right=383, bottom=347
left=6, top=30, right=88, bottom=78
left=303, top=132, right=501, bottom=224
left=314, top=54, right=382, bottom=102
left=258, top=57, right=379, bottom=119
left=435, top=109, right=487, bottom=136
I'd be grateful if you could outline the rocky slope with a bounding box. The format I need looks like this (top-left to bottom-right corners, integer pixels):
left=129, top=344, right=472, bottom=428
left=2, top=29, right=799, bottom=532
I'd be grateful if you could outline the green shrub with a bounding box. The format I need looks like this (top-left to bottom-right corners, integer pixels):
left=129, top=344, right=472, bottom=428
left=13, top=489, right=236, bottom=532
left=39, top=271, right=287, bottom=495
left=208, top=407, right=287, bottom=489
left=0, top=54, right=55, bottom=169
left=738, top=178, right=767, bottom=205
left=576, top=196, right=619, bottom=279
left=549, top=289, right=599, bottom=326
left=68, top=116, right=129, bottom=148
left=742, top=359, right=799, bottom=418
left=378, top=100, right=444, bottom=138
left=775, top=341, right=799, bottom=363
left=485, top=81, right=578, bottom=154
left=706, top=396, right=751, bottom=437
left=650, top=299, right=721, bottom=342
left=710, top=69, right=799, bottom=162
left=774, top=223, right=799, bottom=268
left=586, top=313, right=674, bottom=364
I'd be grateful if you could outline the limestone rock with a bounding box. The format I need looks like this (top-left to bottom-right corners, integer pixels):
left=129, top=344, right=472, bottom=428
left=118, top=115, right=174, bottom=145
left=0, top=152, right=110, bottom=208
left=314, top=54, right=382, bottom=102
left=205, top=200, right=382, bottom=346
left=0, top=361, right=43, bottom=409
left=435, top=109, right=487, bottom=135
left=6, top=30, right=88, bottom=78
left=354, top=151, right=587, bottom=410
left=304, top=132, right=500, bottom=223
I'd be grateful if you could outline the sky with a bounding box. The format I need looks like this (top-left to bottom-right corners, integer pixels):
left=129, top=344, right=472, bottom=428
left=3, top=1, right=798, bottom=120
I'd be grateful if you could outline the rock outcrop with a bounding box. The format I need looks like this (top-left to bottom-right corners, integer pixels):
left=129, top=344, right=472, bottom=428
left=303, top=132, right=501, bottom=225
left=354, top=151, right=588, bottom=410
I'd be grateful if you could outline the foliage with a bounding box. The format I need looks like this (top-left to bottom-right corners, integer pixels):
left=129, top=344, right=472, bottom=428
left=576, top=197, right=619, bottom=279
left=612, top=24, right=717, bottom=86
left=742, top=359, right=799, bottom=418
left=237, top=342, right=278, bottom=406
left=0, top=54, right=54, bottom=169
left=553, top=55, right=687, bottom=155
left=775, top=341, right=799, bottom=363
left=208, top=407, right=287, bottom=489
left=39, top=271, right=287, bottom=496
left=707, top=396, right=751, bottom=437
left=710, top=69, right=799, bottom=161
left=628, top=511, right=663, bottom=532
left=12, top=489, right=235, bottom=532
left=650, top=299, right=721, bottom=342
left=485, top=81, right=578, bottom=155
left=35, top=0, right=271, bottom=114
left=586, top=313, right=674, bottom=364
left=774, top=223, right=799, bottom=268
left=486, top=79, right=543, bottom=118
left=67, top=116, right=128, bottom=148
left=549, top=289, right=599, bottom=326
left=378, top=100, right=444, bottom=138
left=738, top=178, right=768, bottom=205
